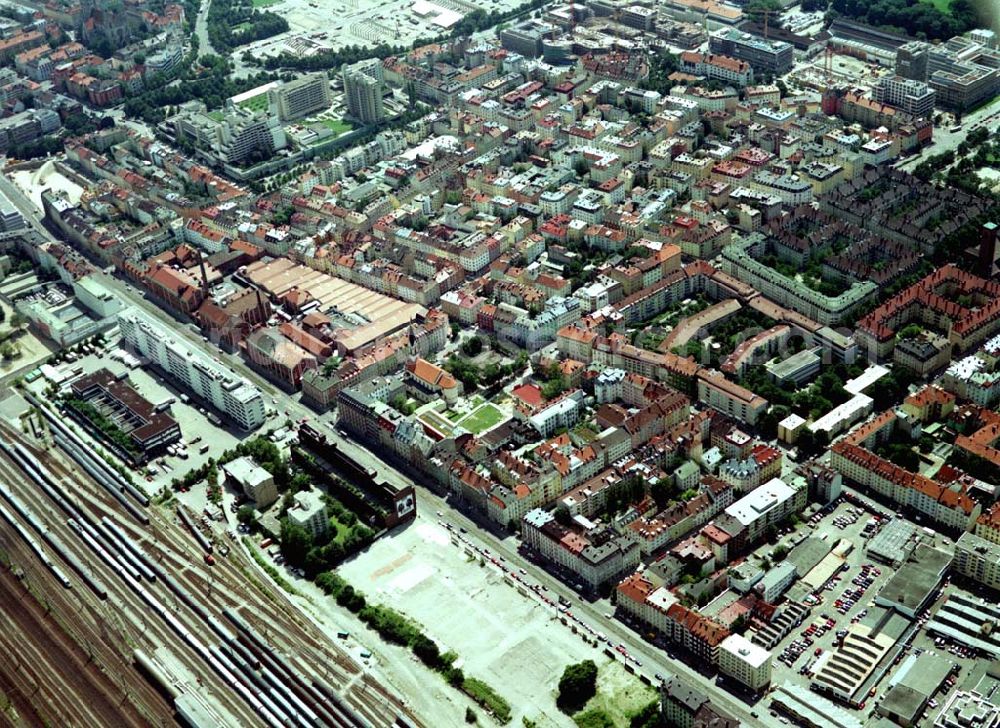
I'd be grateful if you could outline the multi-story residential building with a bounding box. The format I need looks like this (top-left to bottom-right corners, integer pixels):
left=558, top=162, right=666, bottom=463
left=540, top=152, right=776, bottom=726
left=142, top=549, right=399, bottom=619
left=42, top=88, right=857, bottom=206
left=660, top=677, right=739, bottom=728
left=616, top=572, right=678, bottom=635
left=287, top=489, right=329, bottom=537
left=723, top=477, right=806, bottom=543
left=718, top=634, right=772, bottom=692
left=343, top=59, right=386, bottom=124
left=718, top=444, right=782, bottom=493
left=942, top=356, right=1000, bottom=407
left=696, top=369, right=768, bottom=426
left=721, top=233, right=876, bottom=326
left=521, top=508, right=640, bottom=589
left=516, top=390, right=584, bottom=438
left=118, top=308, right=266, bottom=430
left=952, top=532, right=1000, bottom=592
left=855, top=264, right=1000, bottom=361
left=267, top=73, right=332, bottom=121
left=975, top=503, right=1000, bottom=545
left=709, top=29, right=793, bottom=75
left=170, top=104, right=288, bottom=166
left=830, top=441, right=981, bottom=531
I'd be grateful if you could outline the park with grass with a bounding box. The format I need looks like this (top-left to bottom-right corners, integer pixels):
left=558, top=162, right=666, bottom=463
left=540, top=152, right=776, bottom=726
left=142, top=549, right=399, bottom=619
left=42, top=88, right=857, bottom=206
left=456, top=403, right=507, bottom=434
left=238, top=93, right=271, bottom=113
left=319, top=118, right=353, bottom=135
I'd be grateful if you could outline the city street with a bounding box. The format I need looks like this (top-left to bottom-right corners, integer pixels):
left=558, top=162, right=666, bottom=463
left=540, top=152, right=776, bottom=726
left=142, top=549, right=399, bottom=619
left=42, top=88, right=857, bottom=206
left=896, top=94, right=1000, bottom=171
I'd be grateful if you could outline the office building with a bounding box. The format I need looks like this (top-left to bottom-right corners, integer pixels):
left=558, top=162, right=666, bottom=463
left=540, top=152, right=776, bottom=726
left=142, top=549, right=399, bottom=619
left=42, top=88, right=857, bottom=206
left=766, top=348, right=821, bottom=386
left=343, top=59, right=386, bottom=124
left=872, top=76, right=936, bottom=117
left=117, top=308, right=267, bottom=430
left=896, top=40, right=930, bottom=81
left=709, top=29, right=793, bottom=75
left=268, top=73, right=332, bottom=121
left=926, top=35, right=1000, bottom=111
left=69, top=368, right=181, bottom=458
left=935, top=691, right=1000, bottom=728
left=718, top=634, right=772, bottom=691
left=499, top=20, right=556, bottom=58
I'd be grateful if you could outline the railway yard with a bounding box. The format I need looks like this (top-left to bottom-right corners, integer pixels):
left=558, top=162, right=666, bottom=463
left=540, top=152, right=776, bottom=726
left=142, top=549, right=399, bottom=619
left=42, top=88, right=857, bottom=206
left=0, top=409, right=421, bottom=728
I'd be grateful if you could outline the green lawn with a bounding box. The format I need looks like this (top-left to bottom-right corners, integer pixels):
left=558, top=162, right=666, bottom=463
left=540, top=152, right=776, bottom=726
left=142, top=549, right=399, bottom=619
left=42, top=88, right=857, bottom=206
left=457, top=403, right=506, bottom=434
left=252, top=0, right=281, bottom=7
left=207, top=110, right=225, bottom=121
left=238, top=94, right=271, bottom=113
left=319, top=118, right=353, bottom=135
left=573, top=661, right=657, bottom=728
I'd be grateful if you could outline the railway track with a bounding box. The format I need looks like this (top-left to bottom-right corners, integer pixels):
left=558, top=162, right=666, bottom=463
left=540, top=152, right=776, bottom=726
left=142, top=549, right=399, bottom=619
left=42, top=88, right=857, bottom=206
left=0, top=540, right=174, bottom=727
left=0, top=435, right=264, bottom=726
left=1, top=420, right=420, bottom=727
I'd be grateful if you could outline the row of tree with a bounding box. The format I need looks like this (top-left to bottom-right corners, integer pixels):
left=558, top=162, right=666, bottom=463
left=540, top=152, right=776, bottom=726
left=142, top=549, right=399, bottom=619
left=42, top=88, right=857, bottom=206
left=207, top=0, right=288, bottom=53
left=829, top=0, right=978, bottom=42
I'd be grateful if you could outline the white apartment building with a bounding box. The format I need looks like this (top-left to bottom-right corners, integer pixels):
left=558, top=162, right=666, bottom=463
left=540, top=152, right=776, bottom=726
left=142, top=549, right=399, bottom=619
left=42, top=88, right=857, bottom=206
left=952, top=532, right=1000, bottom=592
left=117, top=308, right=266, bottom=430
left=288, top=489, right=329, bottom=537
left=718, top=634, right=772, bottom=691
left=724, top=477, right=806, bottom=541
left=268, top=73, right=332, bottom=121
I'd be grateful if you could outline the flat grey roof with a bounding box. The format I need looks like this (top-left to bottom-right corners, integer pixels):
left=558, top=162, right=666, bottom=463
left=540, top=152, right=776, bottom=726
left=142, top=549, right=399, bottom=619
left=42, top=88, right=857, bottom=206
left=876, top=545, right=950, bottom=613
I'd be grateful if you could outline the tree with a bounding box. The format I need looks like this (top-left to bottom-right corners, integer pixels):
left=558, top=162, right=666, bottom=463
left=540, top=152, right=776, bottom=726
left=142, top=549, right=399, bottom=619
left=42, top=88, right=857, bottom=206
left=554, top=505, right=573, bottom=527
left=461, top=336, right=484, bottom=357
left=557, top=660, right=598, bottom=714
left=411, top=633, right=442, bottom=668
left=650, top=480, right=674, bottom=509
left=280, top=519, right=314, bottom=566
left=465, top=707, right=477, bottom=724
left=0, top=340, right=19, bottom=361
left=236, top=505, right=256, bottom=525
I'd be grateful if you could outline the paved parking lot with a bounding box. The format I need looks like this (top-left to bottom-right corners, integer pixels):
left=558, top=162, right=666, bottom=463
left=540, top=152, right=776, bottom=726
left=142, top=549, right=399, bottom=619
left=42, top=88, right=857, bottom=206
left=238, top=0, right=530, bottom=59
left=26, top=341, right=245, bottom=496
left=764, top=501, right=900, bottom=702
